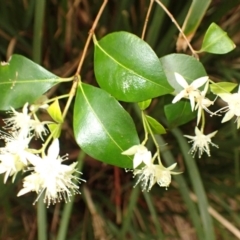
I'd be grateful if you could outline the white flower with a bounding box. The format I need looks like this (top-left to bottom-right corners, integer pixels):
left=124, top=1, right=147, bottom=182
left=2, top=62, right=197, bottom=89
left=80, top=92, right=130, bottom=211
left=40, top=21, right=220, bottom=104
left=217, top=86, right=240, bottom=128
left=172, top=72, right=208, bottom=111
left=0, top=153, right=26, bottom=183
left=133, top=162, right=156, bottom=191
left=133, top=160, right=178, bottom=191
left=3, top=103, right=31, bottom=135
left=155, top=163, right=178, bottom=187
left=184, top=127, right=218, bottom=158
left=0, top=131, right=31, bottom=164
left=3, top=102, right=51, bottom=139
left=122, top=145, right=151, bottom=169
left=0, top=131, right=31, bottom=182
left=17, top=139, right=85, bottom=206
left=30, top=119, right=49, bottom=140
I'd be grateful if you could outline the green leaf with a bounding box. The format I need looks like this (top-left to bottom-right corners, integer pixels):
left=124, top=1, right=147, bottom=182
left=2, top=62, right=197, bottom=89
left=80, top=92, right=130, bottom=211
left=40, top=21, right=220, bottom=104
left=73, top=83, right=140, bottom=168
left=138, top=99, right=152, bottom=110
left=145, top=115, right=166, bottom=134
left=47, top=100, right=63, bottom=123
left=160, top=53, right=207, bottom=93
left=164, top=101, right=196, bottom=128
left=48, top=123, right=62, bottom=139
left=94, top=32, right=173, bottom=102
left=0, top=54, right=62, bottom=110
left=210, top=82, right=237, bottom=94
left=200, top=23, right=235, bottom=54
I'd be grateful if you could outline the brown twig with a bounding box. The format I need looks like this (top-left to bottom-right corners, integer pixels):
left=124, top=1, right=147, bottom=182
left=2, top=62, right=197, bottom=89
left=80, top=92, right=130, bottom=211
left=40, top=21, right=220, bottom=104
left=190, top=192, right=240, bottom=239
left=61, top=0, right=108, bottom=121
left=141, top=0, right=154, bottom=40
left=75, top=0, right=108, bottom=75
left=154, top=0, right=198, bottom=59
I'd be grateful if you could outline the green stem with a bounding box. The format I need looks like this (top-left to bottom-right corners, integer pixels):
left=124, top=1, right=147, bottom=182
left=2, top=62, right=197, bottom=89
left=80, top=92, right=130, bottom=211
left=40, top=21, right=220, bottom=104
left=61, top=75, right=80, bottom=121
left=37, top=195, right=47, bottom=240
left=200, top=109, right=205, bottom=132
left=44, top=94, right=70, bottom=104
left=141, top=111, right=149, bottom=145
left=142, top=112, right=162, bottom=164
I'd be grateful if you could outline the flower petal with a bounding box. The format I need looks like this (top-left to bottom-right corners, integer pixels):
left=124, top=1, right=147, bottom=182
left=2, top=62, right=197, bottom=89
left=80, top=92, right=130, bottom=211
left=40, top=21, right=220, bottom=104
left=183, top=134, right=195, bottom=140
left=142, top=151, right=152, bottom=166
left=222, top=111, right=234, bottom=123
left=196, top=107, right=201, bottom=126
left=174, top=72, right=188, bottom=88
left=122, top=145, right=140, bottom=155
left=133, top=154, right=143, bottom=169
left=202, top=81, right=209, bottom=96
left=172, top=91, right=185, bottom=103
left=189, top=95, right=195, bottom=111
left=22, top=102, right=29, bottom=115
left=218, top=93, right=232, bottom=103
left=25, top=152, right=41, bottom=166
left=191, top=76, right=208, bottom=89
left=194, top=126, right=202, bottom=136
left=48, top=139, right=60, bottom=159
left=207, top=130, right=218, bottom=138
left=17, top=187, right=32, bottom=196
left=166, top=162, right=177, bottom=171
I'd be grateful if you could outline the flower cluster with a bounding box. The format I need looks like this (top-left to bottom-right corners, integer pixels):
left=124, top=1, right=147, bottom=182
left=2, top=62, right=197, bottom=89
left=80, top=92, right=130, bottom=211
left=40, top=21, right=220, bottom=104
left=122, top=145, right=179, bottom=191
left=0, top=103, right=85, bottom=206
left=171, top=73, right=216, bottom=158
left=172, top=72, right=240, bottom=158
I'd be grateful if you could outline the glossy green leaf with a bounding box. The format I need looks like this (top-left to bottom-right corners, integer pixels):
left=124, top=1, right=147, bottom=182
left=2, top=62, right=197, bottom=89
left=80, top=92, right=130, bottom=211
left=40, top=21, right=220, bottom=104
left=200, top=23, right=235, bottom=54
left=0, top=54, right=62, bottom=110
left=145, top=115, right=166, bottom=134
left=73, top=83, right=140, bottom=168
left=164, top=101, right=196, bottom=128
left=47, top=100, right=63, bottom=123
left=138, top=99, right=152, bottom=110
left=210, top=82, right=237, bottom=94
left=160, top=53, right=207, bottom=92
left=94, top=32, right=173, bottom=102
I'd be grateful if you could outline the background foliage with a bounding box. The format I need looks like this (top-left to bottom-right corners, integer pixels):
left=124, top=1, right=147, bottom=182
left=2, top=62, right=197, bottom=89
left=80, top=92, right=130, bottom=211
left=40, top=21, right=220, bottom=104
left=0, top=0, right=240, bottom=239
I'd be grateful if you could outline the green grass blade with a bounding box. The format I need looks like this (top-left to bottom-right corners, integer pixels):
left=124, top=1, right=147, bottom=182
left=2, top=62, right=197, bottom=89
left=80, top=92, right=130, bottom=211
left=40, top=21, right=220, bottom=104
left=156, top=134, right=205, bottom=240
left=33, top=2, right=47, bottom=239
left=171, top=128, right=215, bottom=240
left=33, top=0, right=46, bottom=63
left=56, top=151, right=85, bottom=240
left=37, top=196, right=47, bottom=240
left=143, top=192, right=164, bottom=239
left=146, top=0, right=170, bottom=48
left=120, top=186, right=140, bottom=238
